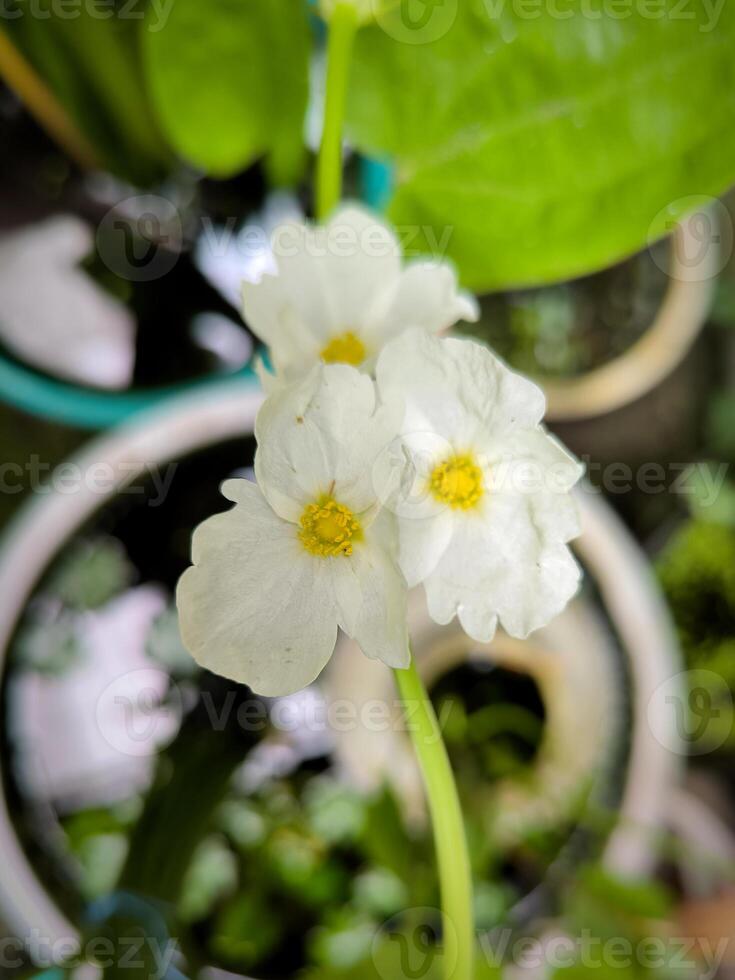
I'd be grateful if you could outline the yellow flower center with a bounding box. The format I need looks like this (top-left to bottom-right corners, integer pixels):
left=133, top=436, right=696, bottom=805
left=429, top=453, right=484, bottom=510
left=298, top=495, right=362, bottom=557
left=320, top=331, right=367, bottom=366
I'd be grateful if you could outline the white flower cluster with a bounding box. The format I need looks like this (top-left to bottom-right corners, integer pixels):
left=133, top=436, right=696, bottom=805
left=177, top=206, right=583, bottom=696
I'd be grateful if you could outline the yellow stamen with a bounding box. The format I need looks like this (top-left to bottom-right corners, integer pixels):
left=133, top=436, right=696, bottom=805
left=429, top=453, right=484, bottom=510
left=299, top=495, right=362, bottom=557
left=320, top=331, right=367, bottom=366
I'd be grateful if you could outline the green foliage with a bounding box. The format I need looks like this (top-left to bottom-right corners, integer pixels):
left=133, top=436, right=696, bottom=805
left=348, top=0, right=735, bottom=290
left=555, top=865, right=681, bottom=980
left=142, top=0, right=310, bottom=182
left=657, top=519, right=735, bottom=751
left=4, top=0, right=171, bottom=184
left=712, top=278, right=735, bottom=328
left=46, top=537, right=134, bottom=610
left=63, top=804, right=139, bottom=900
left=146, top=604, right=199, bottom=676
left=684, top=464, right=735, bottom=526
left=305, top=776, right=368, bottom=845
left=211, top=891, right=283, bottom=967
left=178, top=836, right=238, bottom=922
left=459, top=245, right=668, bottom=377
left=13, top=615, right=82, bottom=675
left=657, top=519, right=735, bottom=656
left=707, top=392, right=735, bottom=459
left=573, top=865, right=673, bottom=922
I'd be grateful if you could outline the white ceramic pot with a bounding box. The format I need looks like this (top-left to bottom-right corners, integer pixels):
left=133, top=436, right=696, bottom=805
left=542, top=213, right=721, bottom=421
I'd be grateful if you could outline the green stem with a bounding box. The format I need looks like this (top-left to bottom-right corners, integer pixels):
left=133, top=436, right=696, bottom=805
left=316, top=3, right=358, bottom=221
left=394, top=655, right=475, bottom=980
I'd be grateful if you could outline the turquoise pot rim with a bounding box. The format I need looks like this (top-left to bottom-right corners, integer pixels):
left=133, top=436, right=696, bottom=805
left=0, top=156, right=394, bottom=430
left=0, top=356, right=258, bottom=430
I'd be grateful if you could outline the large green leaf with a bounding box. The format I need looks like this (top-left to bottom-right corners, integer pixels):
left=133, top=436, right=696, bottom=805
left=348, top=0, right=735, bottom=290
left=143, top=0, right=310, bottom=182
left=4, top=2, right=171, bottom=185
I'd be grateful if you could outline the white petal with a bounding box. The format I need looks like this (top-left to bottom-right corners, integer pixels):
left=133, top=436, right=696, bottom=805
left=364, top=262, right=478, bottom=347
left=334, top=512, right=409, bottom=669
left=177, top=479, right=338, bottom=696
left=397, top=509, right=456, bottom=588
left=457, top=601, right=498, bottom=644
left=488, top=428, right=583, bottom=493
left=377, top=328, right=546, bottom=447
left=255, top=363, right=399, bottom=519
left=487, top=429, right=583, bottom=543
left=320, top=205, right=402, bottom=332
left=242, top=270, right=321, bottom=380
left=422, top=516, right=500, bottom=635
left=496, top=542, right=582, bottom=638
left=421, top=494, right=582, bottom=643
left=261, top=220, right=337, bottom=338
left=251, top=205, right=402, bottom=366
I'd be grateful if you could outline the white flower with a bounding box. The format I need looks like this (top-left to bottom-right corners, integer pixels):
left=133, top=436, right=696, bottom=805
left=375, top=328, right=584, bottom=643
left=242, top=204, right=477, bottom=387
left=176, top=364, right=408, bottom=696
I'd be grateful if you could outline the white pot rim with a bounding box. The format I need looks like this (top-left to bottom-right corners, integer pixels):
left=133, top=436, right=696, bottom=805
left=542, top=216, right=719, bottom=421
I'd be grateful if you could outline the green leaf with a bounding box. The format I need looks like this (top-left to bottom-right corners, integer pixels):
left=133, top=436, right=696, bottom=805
left=178, top=835, right=238, bottom=923
left=13, top=616, right=82, bottom=676
left=361, top=785, right=414, bottom=883
left=683, top=463, right=735, bottom=526
left=348, top=0, right=735, bottom=290
left=146, top=604, right=199, bottom=677
left=707, top=391, right=735, bottom=458
left=5, top=2, right=171, bottom=185
left=143, top=0, right=310, bottom=181
left=577, top=865, right=674, bottom=920
left=712, top=278, right=735, bottom=327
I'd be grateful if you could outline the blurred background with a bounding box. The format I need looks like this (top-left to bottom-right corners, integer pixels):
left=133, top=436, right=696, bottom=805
left=0, top=1, right=735, bottom=978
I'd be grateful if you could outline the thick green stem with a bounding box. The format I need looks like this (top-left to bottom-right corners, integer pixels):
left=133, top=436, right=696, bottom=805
left=316, top=3, right=357, bottom=221
left=394, top=655, right=475, bottom=980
